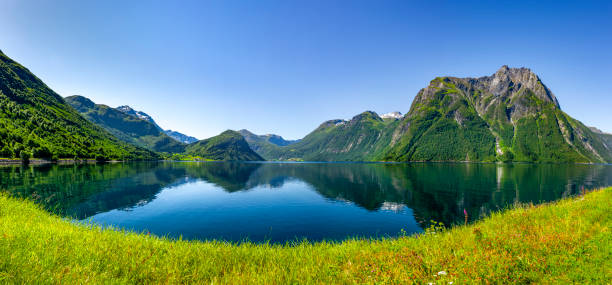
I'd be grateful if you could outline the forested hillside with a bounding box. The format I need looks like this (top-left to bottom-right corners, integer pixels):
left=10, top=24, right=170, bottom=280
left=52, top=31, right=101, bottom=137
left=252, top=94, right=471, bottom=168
left=0, top=50, right=156, bottom=160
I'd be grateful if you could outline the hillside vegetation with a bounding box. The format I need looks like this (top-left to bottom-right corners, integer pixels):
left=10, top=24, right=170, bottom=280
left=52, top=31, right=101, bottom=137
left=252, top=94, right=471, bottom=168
left=0, top=187, right=609, bottom=283
left=0, top=50, right=156, bottom=161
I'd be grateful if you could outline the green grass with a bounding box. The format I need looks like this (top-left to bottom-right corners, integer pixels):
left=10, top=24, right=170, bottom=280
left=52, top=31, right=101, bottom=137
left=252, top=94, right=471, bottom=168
left=0, top=188, right=610, bottom=283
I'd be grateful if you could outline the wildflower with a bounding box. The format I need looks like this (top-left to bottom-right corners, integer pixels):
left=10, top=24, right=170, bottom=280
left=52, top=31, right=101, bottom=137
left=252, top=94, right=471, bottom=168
left=438, top=271, right=447, bottom=275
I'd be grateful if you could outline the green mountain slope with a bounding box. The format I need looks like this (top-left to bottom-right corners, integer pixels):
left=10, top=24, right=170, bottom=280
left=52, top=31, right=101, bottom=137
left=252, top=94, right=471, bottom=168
left=0, top=50, right=156, bottom=160
left=385, top=66, right=612, bottom=163
left=589, top=127, right=612, bottom=155
left=248, top=111, right=401, bottom=161
left=185, top=130, right=264, bottom=161
left=65, top=95, right=185, bottom=153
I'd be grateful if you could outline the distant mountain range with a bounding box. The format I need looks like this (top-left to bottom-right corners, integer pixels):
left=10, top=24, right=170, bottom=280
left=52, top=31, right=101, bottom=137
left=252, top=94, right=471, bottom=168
left=115, top=105, right=199, bottom=144
left=1, top=48, right=610, bottom=163
left=238, top=129, right=299, bottom=158
left=241, top=111, right=400, bottom=161
left=65, top=96, right=186, bottom=153
left=241, top=66, right=612, bottom=163
left=67, top=95, right=260, bottom=161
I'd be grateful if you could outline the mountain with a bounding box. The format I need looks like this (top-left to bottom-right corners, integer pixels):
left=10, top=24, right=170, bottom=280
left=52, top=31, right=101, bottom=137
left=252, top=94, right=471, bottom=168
left=589, top=127, right=612, bottom=153
left=245, top=111, right=400, bottom=161
left=247, top=66, right=612, bottom=163
left=238, top=129, right=300, bottom=159
left=263, top=134, right=299, bottom=146
left=185, top=130, right=264, bottom=161
left=65, top=95, right=186, bottom=153
left=384, top=66, right=612, bottom=163
left=164, top=129, right=198, bottom=144
left=0, top=50, right=156, bottom=160
left=116, top=105, right=199, bottom=144
left=239, top=130, right=299, bottom=147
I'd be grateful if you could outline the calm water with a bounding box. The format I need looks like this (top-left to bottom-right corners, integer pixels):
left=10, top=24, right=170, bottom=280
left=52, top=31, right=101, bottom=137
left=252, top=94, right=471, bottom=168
left=2, top=162, right=611, bottom=243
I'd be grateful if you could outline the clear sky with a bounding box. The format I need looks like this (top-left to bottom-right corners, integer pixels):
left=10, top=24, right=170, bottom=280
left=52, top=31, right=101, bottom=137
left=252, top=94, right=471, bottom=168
left=1, top=0, right=611, bottom=139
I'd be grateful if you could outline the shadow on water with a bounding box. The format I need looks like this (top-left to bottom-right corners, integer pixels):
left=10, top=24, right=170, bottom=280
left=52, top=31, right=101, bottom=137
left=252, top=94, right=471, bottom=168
left=1, top=161, right=611, bottom=242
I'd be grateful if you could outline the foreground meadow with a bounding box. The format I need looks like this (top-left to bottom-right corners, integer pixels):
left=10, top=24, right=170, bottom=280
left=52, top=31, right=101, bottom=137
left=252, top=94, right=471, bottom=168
left=0, top=187, right=610, bottom=284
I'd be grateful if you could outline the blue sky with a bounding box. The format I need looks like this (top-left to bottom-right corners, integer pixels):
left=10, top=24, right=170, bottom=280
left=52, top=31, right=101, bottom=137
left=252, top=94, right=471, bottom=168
left=1, top=0, right=611, bottom=139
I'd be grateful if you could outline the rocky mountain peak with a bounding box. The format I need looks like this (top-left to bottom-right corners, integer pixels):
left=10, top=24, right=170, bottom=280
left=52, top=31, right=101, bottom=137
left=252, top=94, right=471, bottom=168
left=319, top=119, right=346, bottom=129
left=352, top=111, right=382, bottom=122
left=116, top=105, right=159, bottom=126
left=116, top=105, right=135, bottom=112
left=238, top=129, right=255, bottom=136
left=492, top=66, right=537, bottom=85
left=65, top=95, right=95, bottom=109
left=487, top=66, right=560, bottom=108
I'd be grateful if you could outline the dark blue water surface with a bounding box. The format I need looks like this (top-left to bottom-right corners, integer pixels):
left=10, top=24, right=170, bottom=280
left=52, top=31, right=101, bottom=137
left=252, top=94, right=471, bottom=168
left=2, top=162, right=611, bottom=243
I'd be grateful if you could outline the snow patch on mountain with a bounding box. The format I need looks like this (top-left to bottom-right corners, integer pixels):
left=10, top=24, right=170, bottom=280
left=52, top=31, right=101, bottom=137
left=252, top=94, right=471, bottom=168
left=380, top=111, right=403, bottom=120
left=116, top=105, right=156, bottom=124
left=165, top=130, right=199, bottom=144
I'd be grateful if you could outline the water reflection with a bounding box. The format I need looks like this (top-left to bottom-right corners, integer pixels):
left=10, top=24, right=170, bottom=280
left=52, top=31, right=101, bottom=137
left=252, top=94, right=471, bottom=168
left=1, top=162, right=611, bottom=242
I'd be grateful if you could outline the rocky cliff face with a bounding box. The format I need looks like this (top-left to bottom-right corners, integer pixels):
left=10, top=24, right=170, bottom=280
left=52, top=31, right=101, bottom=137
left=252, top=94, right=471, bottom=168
left=472, top=65, right=560, bottom=116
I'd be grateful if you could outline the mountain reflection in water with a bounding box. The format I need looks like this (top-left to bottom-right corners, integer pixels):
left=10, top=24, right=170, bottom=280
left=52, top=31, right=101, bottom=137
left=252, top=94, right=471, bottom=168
left=2, top=162, right=611, bottom=242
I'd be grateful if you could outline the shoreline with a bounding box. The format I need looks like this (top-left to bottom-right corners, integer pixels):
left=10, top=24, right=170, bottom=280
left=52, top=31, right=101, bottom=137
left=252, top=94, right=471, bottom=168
left=0, top=159, right=124, bottom=165
left=2, top=158, right=609, bottom=166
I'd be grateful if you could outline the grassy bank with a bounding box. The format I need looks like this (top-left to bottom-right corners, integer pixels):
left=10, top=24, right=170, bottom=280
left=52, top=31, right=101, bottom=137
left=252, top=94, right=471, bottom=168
left=0, top=188, right=610, bottom=283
